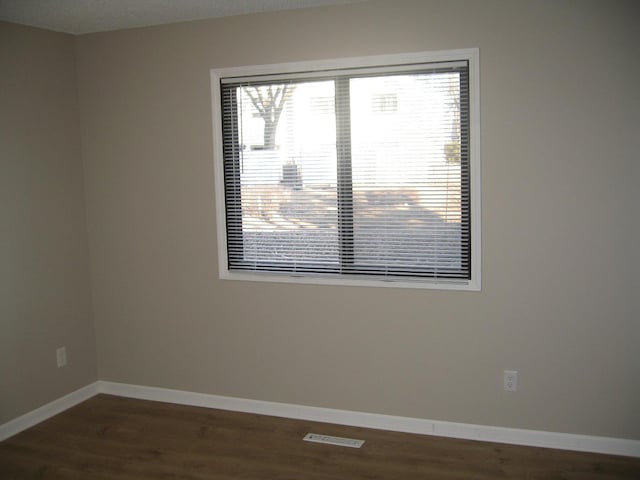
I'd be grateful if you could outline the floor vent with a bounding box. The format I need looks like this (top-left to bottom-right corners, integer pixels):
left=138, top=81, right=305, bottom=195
left=303, top=433, right=365, bottom=448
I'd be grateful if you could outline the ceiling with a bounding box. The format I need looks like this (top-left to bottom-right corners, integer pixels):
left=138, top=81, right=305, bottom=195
left=0, top=0, right=367, bottom=35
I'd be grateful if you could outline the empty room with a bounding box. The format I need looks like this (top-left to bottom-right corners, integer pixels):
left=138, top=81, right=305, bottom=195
left=1, top=0, right=639, bottom=478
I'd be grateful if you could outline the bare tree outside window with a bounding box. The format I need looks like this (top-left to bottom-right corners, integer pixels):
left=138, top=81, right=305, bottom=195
left=244, top=85, right=296, bottom=150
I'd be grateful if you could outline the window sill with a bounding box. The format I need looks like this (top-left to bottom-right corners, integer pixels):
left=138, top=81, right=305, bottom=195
left=220, top=270, right=481, bottom=291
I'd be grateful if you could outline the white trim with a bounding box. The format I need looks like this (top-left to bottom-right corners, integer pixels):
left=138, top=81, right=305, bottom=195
left=0, top=382, right=99, bottom=442
left=210, top=48, right=482, bottom=292
left=468, top=47, right=481, bottom=291
left=220, top=270, right=477, bottom=291
left=220, top=60, right=469, bottom=84
left=3, top=381, right=638, bottom=458
left=215, top=48, right=477, bottom=80
left=210, top=66, right=229, bottom=283
left=99, top=381, right=640, bottom=458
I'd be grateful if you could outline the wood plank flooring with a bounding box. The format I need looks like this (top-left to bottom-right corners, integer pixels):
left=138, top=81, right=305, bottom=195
left=1, top=394, right=639, bottom=479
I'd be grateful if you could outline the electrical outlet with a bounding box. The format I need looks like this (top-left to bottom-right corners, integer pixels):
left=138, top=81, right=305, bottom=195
left=56, top=346, right=67, bottom=368
left=504, top=370, right=517, bottom=392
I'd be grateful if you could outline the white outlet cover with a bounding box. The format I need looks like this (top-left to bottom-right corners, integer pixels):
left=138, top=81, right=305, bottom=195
left=56, top=347, right=67, bottom=368
left=504, top=370, right=518, bottom=392
left=303, top=433, right=365, bottom=448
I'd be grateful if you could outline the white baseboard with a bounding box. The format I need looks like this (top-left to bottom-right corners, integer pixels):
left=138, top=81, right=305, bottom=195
left=0, top=382, right=99, bottom=442
left=97, top=381, right=640, bottom=458
left=2, top=380, right=639, bottom=459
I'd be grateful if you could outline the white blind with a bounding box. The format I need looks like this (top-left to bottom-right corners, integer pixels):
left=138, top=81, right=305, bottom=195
left=220, top=61, right=470, bottom=281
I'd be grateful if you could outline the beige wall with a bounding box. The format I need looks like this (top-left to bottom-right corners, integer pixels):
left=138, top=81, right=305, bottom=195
left=0, top=22, right=97, bottom=423
left=72, top=0, right=640, bottom=440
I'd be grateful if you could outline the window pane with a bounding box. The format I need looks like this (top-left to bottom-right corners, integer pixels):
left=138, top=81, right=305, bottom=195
left=350, top=73, right=465, bottom=274
left=232, top=80, right=339, bottom=267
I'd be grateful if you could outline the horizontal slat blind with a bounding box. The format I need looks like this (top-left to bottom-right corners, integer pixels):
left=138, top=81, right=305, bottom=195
left=220, top=61, right=470, bottom=281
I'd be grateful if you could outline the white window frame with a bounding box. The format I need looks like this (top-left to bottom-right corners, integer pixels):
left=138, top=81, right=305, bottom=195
left=210, top=48, right=481, bottom=291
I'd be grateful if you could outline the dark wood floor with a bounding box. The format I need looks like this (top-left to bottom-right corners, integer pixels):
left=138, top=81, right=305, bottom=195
left=1, top=394, right=639, bottom=479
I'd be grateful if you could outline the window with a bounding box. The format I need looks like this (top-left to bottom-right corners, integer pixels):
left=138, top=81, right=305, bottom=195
left=371, top=93, right=398, bottom=113
left=211, top=49, right=480, bottom=290
left=310, top=96, right=334, bottom=115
